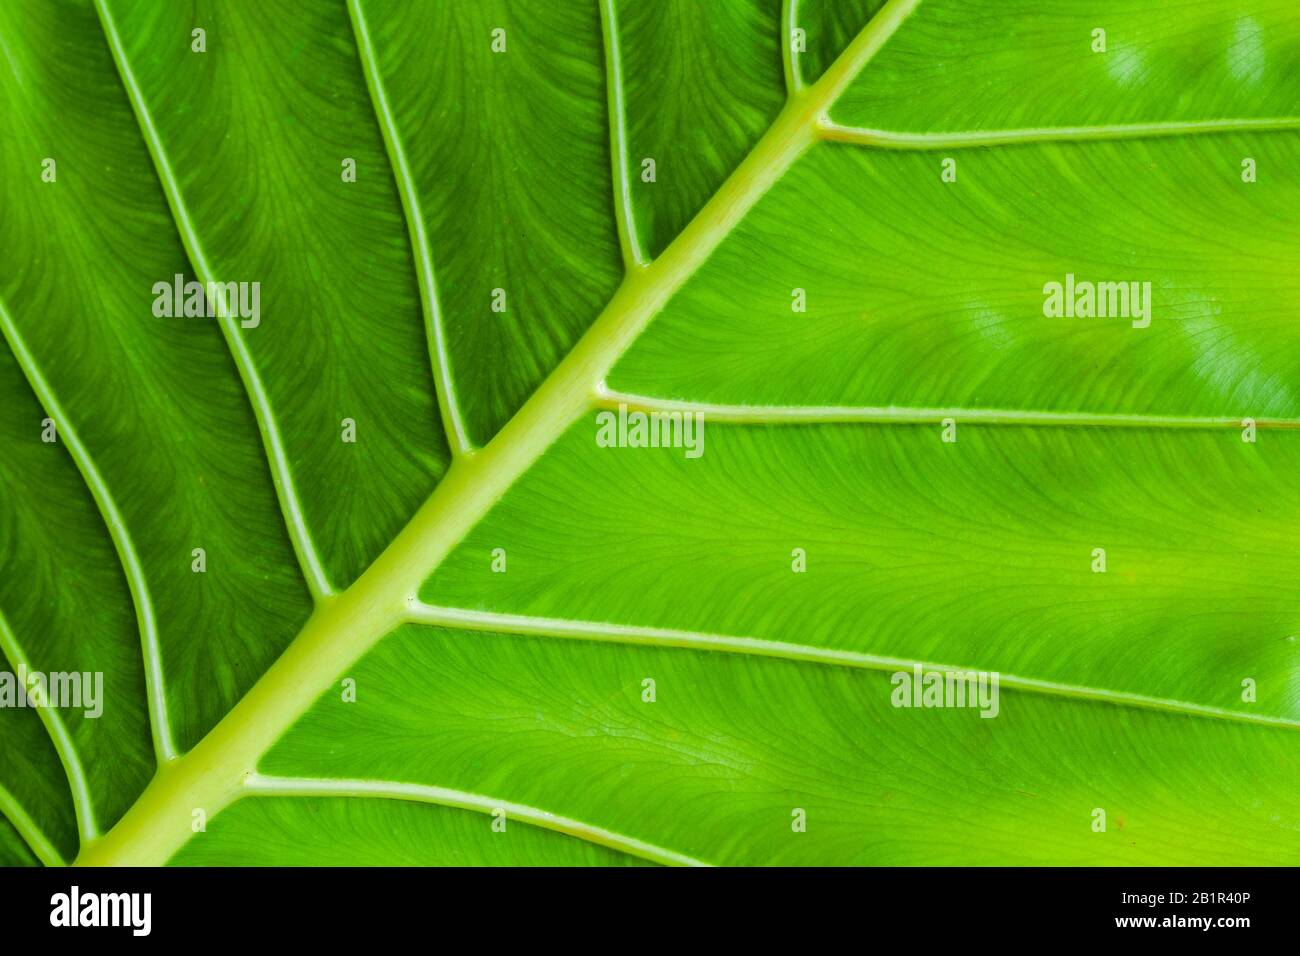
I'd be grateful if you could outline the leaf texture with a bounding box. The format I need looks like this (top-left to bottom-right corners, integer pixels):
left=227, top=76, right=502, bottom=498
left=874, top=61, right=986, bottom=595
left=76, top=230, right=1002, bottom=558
left=0, top=0, right=1296, bottom=868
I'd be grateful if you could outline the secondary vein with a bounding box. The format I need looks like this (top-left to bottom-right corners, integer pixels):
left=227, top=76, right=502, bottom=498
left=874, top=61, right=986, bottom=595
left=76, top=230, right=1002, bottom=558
left=93, top=0, right=333, bottom=601
left=0, top=294, right=174, bottom=765
left=243, top=774, right=709, bottom=867
left=0, top=783, right=65, bottom=867
left=0, top=612, right=99, bottom=841
left=347, top=0, right=473, bottom=456
left=599, top=0, right=649, bottom=270
left=597, top=390, right=1300, bottom=431
left=408, top=604, right=1300, bottom=733
left=819, top=116, right=1300, bottom=150
left=781, top=0, right=803, bottom=95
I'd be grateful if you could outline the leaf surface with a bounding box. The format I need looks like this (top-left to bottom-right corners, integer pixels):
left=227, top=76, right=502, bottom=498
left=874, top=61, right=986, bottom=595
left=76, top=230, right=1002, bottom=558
left=0, top=0, right=1296, bottom=867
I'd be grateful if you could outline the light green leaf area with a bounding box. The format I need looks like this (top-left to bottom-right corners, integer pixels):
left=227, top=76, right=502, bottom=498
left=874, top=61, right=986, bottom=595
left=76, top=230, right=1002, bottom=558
left=170, top=797, right=649, bottom=867
left=609, top=135, right=1300, bottom=415
left=831, top=0, right=1300, bottom=131
left=260, top=626, right=1294, bottom=865
left=0, top=0, right=1297, bottom=868
left=422, top=421, right=1300, bottom=722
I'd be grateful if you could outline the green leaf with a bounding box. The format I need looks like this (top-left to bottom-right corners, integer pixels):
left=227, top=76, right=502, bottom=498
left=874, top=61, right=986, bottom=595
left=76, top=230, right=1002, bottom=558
left=0, top=0, right=1297, bottom=867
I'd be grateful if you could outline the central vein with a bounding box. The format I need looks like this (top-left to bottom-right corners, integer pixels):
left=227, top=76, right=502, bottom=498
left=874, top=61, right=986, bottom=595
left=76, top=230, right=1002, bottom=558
left=73, top=0, right=924, bottom=866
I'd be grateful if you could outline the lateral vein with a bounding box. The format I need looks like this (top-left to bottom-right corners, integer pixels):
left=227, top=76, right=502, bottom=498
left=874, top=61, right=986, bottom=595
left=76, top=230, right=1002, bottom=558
left=597, top=390, right=1300, bottom=431
left=0, top=783, right=65, bottom=867
left=0, top=295, right=174, bottom=764
left=93, top=0, right=333, bottom=600
left=781, top=0, right=802, bottom=95
left=408, top=604, right=1300, bottom=733
left=0, top=612, right=98, bottom=840
left=598, top=0, right=649, bottom=269
left=243, top=774, right=709, bottom=867
left=347, top=0, right=473, bottom=455
left=818, top=116, right=1300, bottom=150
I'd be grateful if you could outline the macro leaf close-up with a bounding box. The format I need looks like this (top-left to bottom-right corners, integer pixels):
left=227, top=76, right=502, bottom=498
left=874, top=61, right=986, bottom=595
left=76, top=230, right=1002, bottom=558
left=0, top=0, right=1298, bottom=874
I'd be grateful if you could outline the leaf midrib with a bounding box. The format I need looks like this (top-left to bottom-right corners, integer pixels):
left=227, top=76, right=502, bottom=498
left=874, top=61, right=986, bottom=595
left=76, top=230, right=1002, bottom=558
left=69, top=0, right=919, bottom=866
